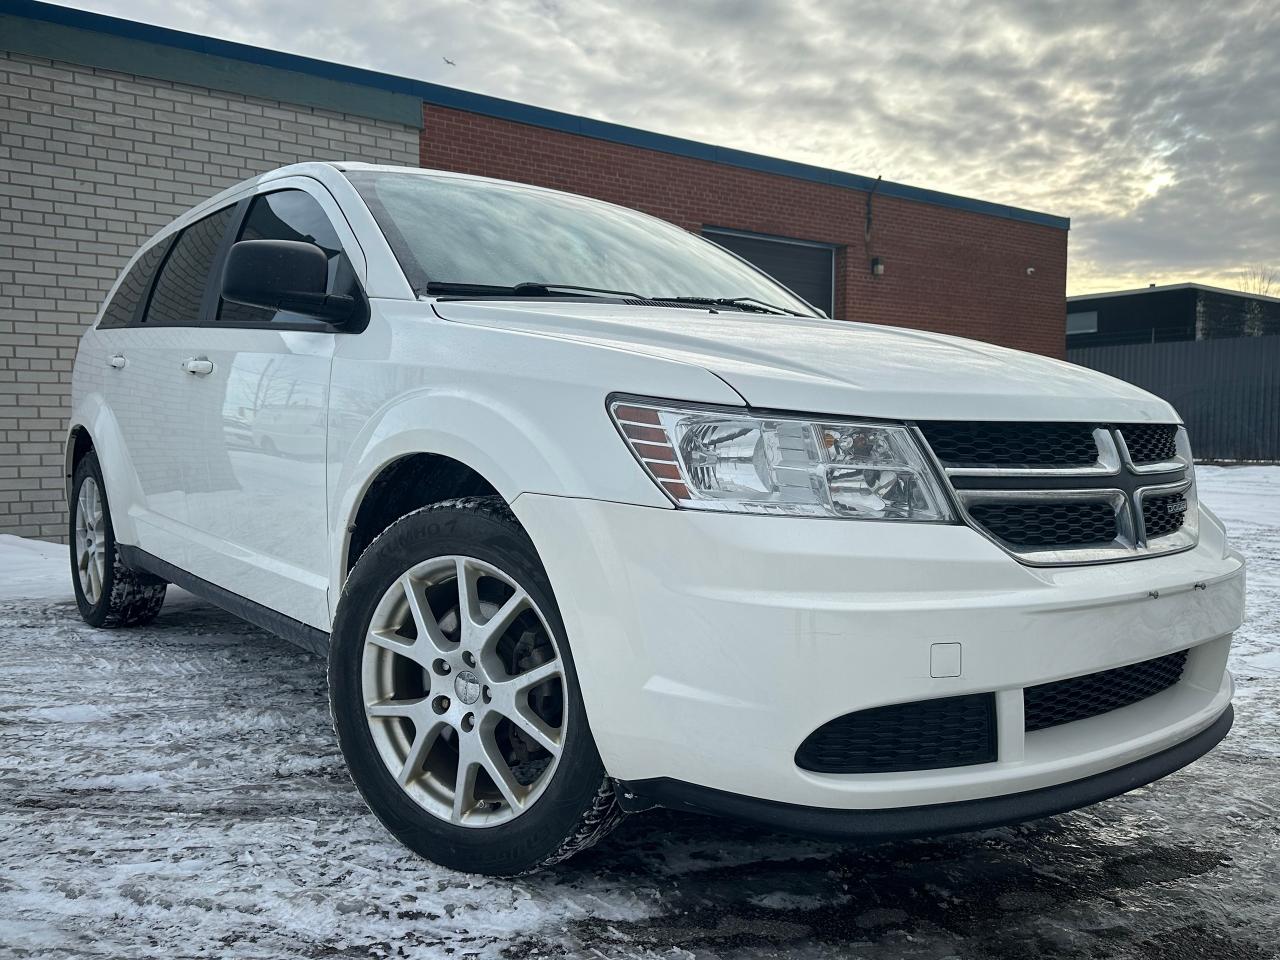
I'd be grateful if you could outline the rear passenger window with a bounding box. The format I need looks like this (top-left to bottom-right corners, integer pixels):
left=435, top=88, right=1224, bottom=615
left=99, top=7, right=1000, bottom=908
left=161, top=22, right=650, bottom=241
left=218, top=190, right=357, bottom=326
left=99, top=239, right=172, bottom=329
left=146, top=207, right=235, bottom=326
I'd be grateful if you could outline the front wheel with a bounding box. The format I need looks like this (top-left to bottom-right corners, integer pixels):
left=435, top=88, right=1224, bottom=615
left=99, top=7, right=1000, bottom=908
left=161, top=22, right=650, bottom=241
left=328, top=497, right=622, bottom=875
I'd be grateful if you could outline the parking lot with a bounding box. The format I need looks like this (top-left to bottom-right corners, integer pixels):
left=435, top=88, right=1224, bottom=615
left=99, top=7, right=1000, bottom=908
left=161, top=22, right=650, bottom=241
left=1, top=466, right=1276, bottom=960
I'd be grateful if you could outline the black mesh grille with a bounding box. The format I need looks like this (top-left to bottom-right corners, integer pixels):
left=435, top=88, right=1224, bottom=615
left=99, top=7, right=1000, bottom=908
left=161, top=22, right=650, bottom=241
left=1142, top=492, right=1189, bottom=539
left=795, top=694, right=997, bottom=774
left=1120, top=424, right=1178, bottom=464
left=969, top=500, right=1117, bottom=548
left=919, top=422, right=1098, bottom=467
left=1024, top=651, right=1188, bottom=732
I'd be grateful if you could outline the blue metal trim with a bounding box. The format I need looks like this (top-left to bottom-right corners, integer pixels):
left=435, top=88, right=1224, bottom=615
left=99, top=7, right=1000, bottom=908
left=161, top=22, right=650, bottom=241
left=3, top=0, right=1070, bottom=230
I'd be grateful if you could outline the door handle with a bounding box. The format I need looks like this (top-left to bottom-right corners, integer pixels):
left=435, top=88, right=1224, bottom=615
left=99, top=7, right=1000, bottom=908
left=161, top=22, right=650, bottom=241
left=108, top=354, right=127, bottom=369
left=182, top=357, right=215, bottom=376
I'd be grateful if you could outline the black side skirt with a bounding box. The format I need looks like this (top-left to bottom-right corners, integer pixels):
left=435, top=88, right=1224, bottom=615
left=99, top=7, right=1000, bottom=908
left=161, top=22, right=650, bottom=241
left=617, top=705, right=1233, bottom=841
left=118, top=544, right=329, bottom=656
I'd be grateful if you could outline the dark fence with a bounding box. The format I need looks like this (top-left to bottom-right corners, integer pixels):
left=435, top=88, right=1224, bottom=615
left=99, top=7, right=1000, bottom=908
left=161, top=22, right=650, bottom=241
left=1068, top=335, right=1280, bottom=462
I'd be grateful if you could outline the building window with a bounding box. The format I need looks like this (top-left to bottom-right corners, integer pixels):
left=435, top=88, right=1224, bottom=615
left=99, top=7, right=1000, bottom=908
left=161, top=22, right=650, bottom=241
left=702, top=227, right=837, bottom=317
left=1067, top=310, right=1099, bottom=335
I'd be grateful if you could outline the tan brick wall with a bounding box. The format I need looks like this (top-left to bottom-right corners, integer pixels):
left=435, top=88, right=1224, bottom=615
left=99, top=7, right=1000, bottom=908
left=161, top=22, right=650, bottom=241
left=0, top=51, right=419, bottom=540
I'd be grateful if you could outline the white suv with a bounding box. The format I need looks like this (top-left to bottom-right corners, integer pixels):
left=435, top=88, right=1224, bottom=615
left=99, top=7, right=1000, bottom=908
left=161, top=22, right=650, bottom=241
left=68, top=162, right=1244, bottom=875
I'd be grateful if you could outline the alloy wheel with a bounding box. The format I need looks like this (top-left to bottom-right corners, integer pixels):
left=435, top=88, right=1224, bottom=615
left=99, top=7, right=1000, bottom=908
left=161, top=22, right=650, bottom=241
left=75, top=477, right=106, bottom=604
left=361, top=555, right=567, bottom=827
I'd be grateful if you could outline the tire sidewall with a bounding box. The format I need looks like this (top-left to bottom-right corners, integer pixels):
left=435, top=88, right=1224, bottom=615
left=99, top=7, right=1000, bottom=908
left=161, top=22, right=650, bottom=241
left=69, top=452, right=117, bottom=627
left=328, top=501, right=607, bottom=874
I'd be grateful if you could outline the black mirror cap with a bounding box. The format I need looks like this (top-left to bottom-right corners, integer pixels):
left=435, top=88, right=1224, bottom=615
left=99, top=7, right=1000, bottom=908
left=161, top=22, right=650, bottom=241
left=221, top=239, right=362, bottom=326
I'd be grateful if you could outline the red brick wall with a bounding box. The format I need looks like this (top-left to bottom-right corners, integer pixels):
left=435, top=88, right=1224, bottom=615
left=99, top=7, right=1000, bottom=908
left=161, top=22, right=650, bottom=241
left=421, top=105, right=1067, bottom=358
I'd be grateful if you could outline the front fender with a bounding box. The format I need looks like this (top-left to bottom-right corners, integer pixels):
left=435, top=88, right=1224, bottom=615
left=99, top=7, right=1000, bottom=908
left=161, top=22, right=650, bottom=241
left=327, top=385, right=668, bottom=593
left=326, top=304, right=746, bottom=603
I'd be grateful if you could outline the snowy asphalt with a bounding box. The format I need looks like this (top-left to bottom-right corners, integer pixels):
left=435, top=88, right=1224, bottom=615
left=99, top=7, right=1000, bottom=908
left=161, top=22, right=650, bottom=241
left=1, top=466, right=1277, bottom=959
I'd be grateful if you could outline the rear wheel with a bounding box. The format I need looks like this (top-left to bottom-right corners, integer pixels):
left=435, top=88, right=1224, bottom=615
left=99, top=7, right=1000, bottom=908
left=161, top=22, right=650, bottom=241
left=69, top=451, right=166, bottom=627
left=329, top=497, right=622, bottom=875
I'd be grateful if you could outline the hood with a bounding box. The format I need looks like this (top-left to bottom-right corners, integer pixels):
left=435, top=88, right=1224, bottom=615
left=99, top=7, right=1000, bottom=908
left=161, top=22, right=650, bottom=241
left=431, top=300, right=1178, bottom=423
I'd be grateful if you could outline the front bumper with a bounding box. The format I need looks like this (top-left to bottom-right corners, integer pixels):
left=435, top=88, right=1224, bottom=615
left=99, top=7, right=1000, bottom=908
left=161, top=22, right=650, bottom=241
left=511, top=494, right=1244, bottom=813
left=617, top=704, right=1234, bottom=839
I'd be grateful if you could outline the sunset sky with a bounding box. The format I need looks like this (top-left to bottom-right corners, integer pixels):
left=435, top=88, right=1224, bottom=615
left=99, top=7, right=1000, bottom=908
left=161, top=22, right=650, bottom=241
left=57, top=0, right=1279, bottom=295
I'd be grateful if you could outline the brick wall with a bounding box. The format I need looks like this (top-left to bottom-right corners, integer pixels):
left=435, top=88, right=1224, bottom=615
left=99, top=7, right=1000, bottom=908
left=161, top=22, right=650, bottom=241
left=421, top=104, right=1067, bottom=359
left=0, top=51, right=419, bottom=540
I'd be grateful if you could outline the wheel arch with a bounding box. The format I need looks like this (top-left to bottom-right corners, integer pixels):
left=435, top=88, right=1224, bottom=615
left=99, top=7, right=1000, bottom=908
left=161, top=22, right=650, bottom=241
left=341, top=451, right=504, bottom=581
left=329, top=387, right=611, bottom=601
left=65, top=424, right=95, bottom=502
left=64, top=399, right=144, bottom=546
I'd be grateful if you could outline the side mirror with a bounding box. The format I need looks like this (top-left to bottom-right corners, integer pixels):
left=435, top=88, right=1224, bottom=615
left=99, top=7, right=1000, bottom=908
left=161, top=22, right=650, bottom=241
left=221, top=239, right=356, bottom=324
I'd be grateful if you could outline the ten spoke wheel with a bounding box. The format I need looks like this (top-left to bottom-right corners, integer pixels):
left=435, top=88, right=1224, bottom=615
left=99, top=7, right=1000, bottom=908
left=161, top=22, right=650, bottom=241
left=361, top=554, right=567, bottom=827
left=331, top=498, right=621, bottom=873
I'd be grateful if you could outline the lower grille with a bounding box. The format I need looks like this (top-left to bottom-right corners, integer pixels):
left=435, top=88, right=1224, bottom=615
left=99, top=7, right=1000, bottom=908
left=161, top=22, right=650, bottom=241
left=1142, top=492, right=1189, bottom=540
left=1024, top=651, right=1189, bottom=732
left=968, top=500, right=1118, bottom=548
left=796, top=694, right=997, bottom=774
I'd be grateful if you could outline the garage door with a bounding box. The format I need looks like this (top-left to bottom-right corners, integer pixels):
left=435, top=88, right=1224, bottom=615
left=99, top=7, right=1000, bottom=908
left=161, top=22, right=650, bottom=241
left=703, top=228, right=835, bottom=317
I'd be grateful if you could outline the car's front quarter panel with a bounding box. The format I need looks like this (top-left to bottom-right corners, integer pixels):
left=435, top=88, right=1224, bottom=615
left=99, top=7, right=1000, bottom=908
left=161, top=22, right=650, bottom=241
left=326, top=299, right=745, bottom=593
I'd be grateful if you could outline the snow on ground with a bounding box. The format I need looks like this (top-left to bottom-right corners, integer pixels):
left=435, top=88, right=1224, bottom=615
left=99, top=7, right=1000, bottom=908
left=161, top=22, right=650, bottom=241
left=0, top=468, right=1277, bottom=959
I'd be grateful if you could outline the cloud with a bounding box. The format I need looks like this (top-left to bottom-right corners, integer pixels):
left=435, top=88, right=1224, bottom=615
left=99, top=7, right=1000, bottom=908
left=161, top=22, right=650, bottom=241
left=62, top=0, right=1280, bottom=293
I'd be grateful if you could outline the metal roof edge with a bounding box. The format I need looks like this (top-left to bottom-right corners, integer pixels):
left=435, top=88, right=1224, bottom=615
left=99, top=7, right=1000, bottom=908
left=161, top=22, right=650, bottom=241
left=1068, top=282, right=1280, bottom=305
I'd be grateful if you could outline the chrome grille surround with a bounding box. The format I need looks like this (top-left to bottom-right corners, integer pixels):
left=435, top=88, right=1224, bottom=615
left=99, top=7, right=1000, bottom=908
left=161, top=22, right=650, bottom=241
left=916, top=424, right=1198, bottom=566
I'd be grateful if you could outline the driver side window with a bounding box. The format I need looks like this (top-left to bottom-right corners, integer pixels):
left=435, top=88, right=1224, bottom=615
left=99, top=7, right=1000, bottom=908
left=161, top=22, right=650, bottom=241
left=218, top=189, right=358, bottom=326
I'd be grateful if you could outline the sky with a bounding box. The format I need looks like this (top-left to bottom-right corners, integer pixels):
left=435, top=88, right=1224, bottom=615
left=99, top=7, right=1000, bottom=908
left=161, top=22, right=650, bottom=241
left=60, top=0, right=1279, bottom=295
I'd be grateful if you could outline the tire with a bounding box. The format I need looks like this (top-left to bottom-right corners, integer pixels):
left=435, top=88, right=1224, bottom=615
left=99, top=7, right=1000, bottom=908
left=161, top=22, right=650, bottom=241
left=328, top=496, right=623, bottom=875
left=69, top=450, right=167, bottom=628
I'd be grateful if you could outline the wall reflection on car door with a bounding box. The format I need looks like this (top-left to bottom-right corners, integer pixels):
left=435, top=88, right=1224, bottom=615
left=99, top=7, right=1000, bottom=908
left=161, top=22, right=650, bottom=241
left=184, top=331, right=333, bottom=626
left=179, top=185, right=358, bottom=628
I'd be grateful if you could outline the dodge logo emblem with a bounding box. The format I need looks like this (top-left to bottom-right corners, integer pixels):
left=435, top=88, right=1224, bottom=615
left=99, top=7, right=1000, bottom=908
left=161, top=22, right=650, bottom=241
left=454, top=670, right=482, bottom=705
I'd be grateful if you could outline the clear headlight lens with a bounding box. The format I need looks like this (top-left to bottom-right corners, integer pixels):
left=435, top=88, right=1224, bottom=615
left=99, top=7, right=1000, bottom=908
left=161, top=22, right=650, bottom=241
left=610, top=398, right=955, bottom=521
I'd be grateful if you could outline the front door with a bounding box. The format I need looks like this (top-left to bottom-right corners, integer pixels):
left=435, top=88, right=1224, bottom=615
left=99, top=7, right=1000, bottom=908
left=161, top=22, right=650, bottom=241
left=179, top=182, right=365, bottom=630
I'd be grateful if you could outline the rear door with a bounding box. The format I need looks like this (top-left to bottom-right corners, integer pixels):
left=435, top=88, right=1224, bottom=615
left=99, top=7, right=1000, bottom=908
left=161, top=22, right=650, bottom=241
left=102, top=205, right=238, bottom=565
left=179, top=179, right=365, bottom=630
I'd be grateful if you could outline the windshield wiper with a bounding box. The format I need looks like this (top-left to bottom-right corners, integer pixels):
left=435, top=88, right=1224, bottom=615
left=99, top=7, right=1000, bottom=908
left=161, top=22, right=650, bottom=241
left=659, top=296, right=806, bottom=317
left=425, top=281, right=645, bottom=299
left=424, top=282, right=807, bottom=317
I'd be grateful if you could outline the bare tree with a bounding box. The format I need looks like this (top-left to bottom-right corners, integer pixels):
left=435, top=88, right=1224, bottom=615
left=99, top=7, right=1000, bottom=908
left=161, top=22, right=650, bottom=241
left=1239, top=264, right=1278, bottom=297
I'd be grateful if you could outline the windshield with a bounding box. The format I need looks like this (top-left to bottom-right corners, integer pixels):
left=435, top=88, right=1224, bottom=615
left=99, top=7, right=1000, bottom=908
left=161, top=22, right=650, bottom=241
left=345, top=171, right=819, bottom=316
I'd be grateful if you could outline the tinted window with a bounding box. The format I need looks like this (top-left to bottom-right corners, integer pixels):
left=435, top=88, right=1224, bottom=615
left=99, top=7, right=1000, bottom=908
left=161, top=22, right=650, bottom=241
left=147, top=207, right=235, bottom=326
left=346, top=172, right=817, bottom=315
left=99, top=239, right=172, bottom=329
left=218, top=190, right=356, bottom=326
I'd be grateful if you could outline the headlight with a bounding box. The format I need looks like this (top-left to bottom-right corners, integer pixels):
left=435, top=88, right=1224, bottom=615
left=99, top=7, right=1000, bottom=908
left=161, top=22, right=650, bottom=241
left=610, top=397, right=955, bottom=521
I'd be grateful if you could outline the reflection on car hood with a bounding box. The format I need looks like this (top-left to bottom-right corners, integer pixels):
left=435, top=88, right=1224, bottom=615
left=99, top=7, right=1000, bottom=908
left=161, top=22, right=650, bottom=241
left=430, top=300, right=1179, bottom=422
